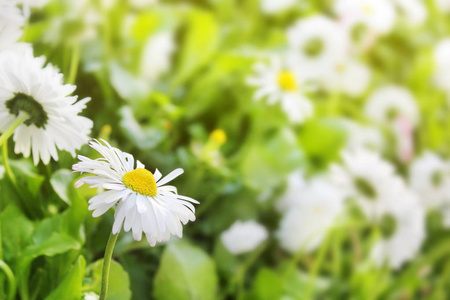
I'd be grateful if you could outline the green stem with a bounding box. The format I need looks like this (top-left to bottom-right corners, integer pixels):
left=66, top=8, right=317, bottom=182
left=68, top=44, right=80, bottom=85
left=0, top=260, right=16, bottom=300
left=305, top=235, right=331, bottom=299
left=2, top=142, right=16, bottom=186
left=0, top=112, right=29, bottom=149
left=99, top=232, right=119, bottom=300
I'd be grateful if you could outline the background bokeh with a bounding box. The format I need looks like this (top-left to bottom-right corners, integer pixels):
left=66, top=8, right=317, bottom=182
left=2, top=0, right=450, bottom=299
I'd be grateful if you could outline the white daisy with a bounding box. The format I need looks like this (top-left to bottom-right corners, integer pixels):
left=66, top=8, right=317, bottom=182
left=140, top=31, right=176, bottom=83
left=321, top=59, right=372, bottom=96
left=370, top=189, right=426, bottom=269
left=277, top=177, right=344, bottom=253
left=73, top=139, right=199, bottom=247
left=0, top=0, right=25, bottom=51
left=276, top=170, right=307, bottom=212
left=260, top=0, right=297, bottom=14
left=392, top=115, right=414, bottom=163
left=330, top=148, right=402, bottom=220
left=364, top=85, right=419, bottom=128
left=435, top=0, right=450, bottom=13
left=433, top=39, right=450, bottom=93
left=0, top=44, right=93, bottom=165
left=220, top=220, right=268, bottom=254
left=409, top=152, right=450, bottom=210
left=246, top=56, right=313, bottom=124
left=287, top=15, right=349, bottom=81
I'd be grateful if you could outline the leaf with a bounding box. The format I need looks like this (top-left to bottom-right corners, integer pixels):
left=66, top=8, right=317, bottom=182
left=9, top=159, right=45, bottom=198
left=173, top=10, right=220, bottom=86
left=0, top=204, right=34, bottom=260
left=154, top=241, right=218, bottom=300
left=85, top=259, right=132, bottom=300
left=45, top=255, right=86, bottom=300
left=50, top=169, right=74, bottom=205
left=251, top=268, right=283, bottom=300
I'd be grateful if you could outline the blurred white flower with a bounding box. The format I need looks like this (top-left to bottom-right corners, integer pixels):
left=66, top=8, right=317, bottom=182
left=276, top=170, right=307, bottom=212
left=409, top=152, right=450, bottom=211
left=140, top=31, right=176, bottom=83
left=0, top=165, right=4, bottom=179
left=287, top=15, right=349, bottom=81
left=371, top=189, right=426, bottom=269
left=364, top=85, right=419, bottom=128
left=277, top=177, right=344, bottom=253
left=330, top=148, right=402, bottom=220
left=342, top=120, right=384, bottom=152
left=73, top=139, right=199, bottom=247
left=392, top=116, right=414, bottom=163
left=221, top=220, right=268, bottom=254
left=334, top=0, right=396, bottom=35
left=394, top=0, right=427, bottom=26
left=321, top=59, right=372, bottom=96
left=260, top=0, right=297, bottom=14
left=83, top=292, right=100, bottom=300
left=433, top=39, right=450, bottom=93
left=0, top=0, right=25, bottom=51
left=246, top=56, right=313, bottom=124
left=0, top=44, right=93, bottom=165
left=435, top=0, right=450, bottom=13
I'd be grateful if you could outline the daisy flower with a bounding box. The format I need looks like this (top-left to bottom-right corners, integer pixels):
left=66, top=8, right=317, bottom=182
left=220, top=220, right=268, bottom=254
left=394, top=0, right=427, bottom=27
left=246, top=56, right=313, bottom=124
left=276, top=170, right=307, bottom=212
left=433, top=39, right=450, bottom=94
left=73, top=139, right=198, bottom=247
left=364, top=85, right=419, bottom=128
left=287, top=15, right=349, bottom=81
left=341, top=120, right=384, bottom=152
left=0, top=0, right=25, bottom=51
left=435, top=0, right=450, bottom=13
left=409, top=152, right=450, bottom=211
left=370, top=189, right=426, bottom=269
left=277, top=177, right=344, bottom=253
left=260, top=0, right=297, bottom=14
left=330, top=148, right=402, bottom=220
left=0, top=44, right=92, bottom=165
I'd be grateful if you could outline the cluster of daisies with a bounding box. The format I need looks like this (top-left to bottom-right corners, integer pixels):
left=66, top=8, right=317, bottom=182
left=0, top=0, right=197, bottom=248
left=219, top=0, right=450, bottom=270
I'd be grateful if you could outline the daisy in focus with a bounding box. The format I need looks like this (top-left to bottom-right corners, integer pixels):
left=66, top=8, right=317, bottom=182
left=73, top=139, right=199, bottom=247
left=246, top=56, right=313, bottom=124
left=0, top=44, right=92, bottom=165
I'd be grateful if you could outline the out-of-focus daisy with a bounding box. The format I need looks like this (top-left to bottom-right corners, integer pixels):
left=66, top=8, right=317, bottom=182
left=435, top=0, right=450, bottom=13
left=287, top=15, right=348, bottom=81
left=83, top=292, right=100, bottom=300
left=140, top=31, right=176, bottom=83
left=371, top=189, right=426, bottom=269
left=433, top=39, right=450, bottom=94
left=0, top=165, right=5, bottom=179
left=321, top=59, right=371, bottom=96
left=394, top=0, right=427, bottom=27
left=392, top=115, right=414, bottom=163
left=0, top=44, right=92, bottom=165
left=0, top=0, right=25, bottom=51
left=73, top=139, right=198, bottom=247
left=220, top=220, right=268, bottom=254
left=409, top=152, right=450, bottom=210
left=277, top=177, right=344, bottom=253
left=276, top=170, right=307, bottom=212
left=260, top=0, right=297, bottom=14
left=341, top=120, right=384, bottom=152
left=330, top=149, right=402, bottom=219
left=364, top=85, right=419, bottom=128
left=246, top=56, right=313, bottom=123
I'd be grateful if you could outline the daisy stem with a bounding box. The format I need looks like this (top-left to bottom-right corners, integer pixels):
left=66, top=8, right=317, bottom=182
left=0, top=260, right=16, bottom=300
left=2, top=141, right=16, bottom=186
left=68, top=44, right=80, bottom=85
left=99, top=232, right=119, bottom=300
left=305, top=234, right=331, bottom=298
left=0, top=112, right=29, bottom=149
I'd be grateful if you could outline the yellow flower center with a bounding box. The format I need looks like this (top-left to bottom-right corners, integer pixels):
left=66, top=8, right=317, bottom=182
left=277, top=71, right=297, bottom=92
left=210, top=129, right=227, bottom=145
left=123, top=168, right=157, bottom=197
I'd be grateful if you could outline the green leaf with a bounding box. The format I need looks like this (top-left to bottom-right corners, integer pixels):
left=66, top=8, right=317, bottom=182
left=45, top=255, right=86, bottom=300
left=0, top=204, right=34, bottom=260
left=9, top=159, right=45, bottom=198
left=251, top=268, right=283, bottom=300
left=50, top=169, right=74, bottom=205
left=154, top=241, right=218, bottom=300
left=85, top=259, right=132, bottom=300
left=173, top=10, right=220, bottom=86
